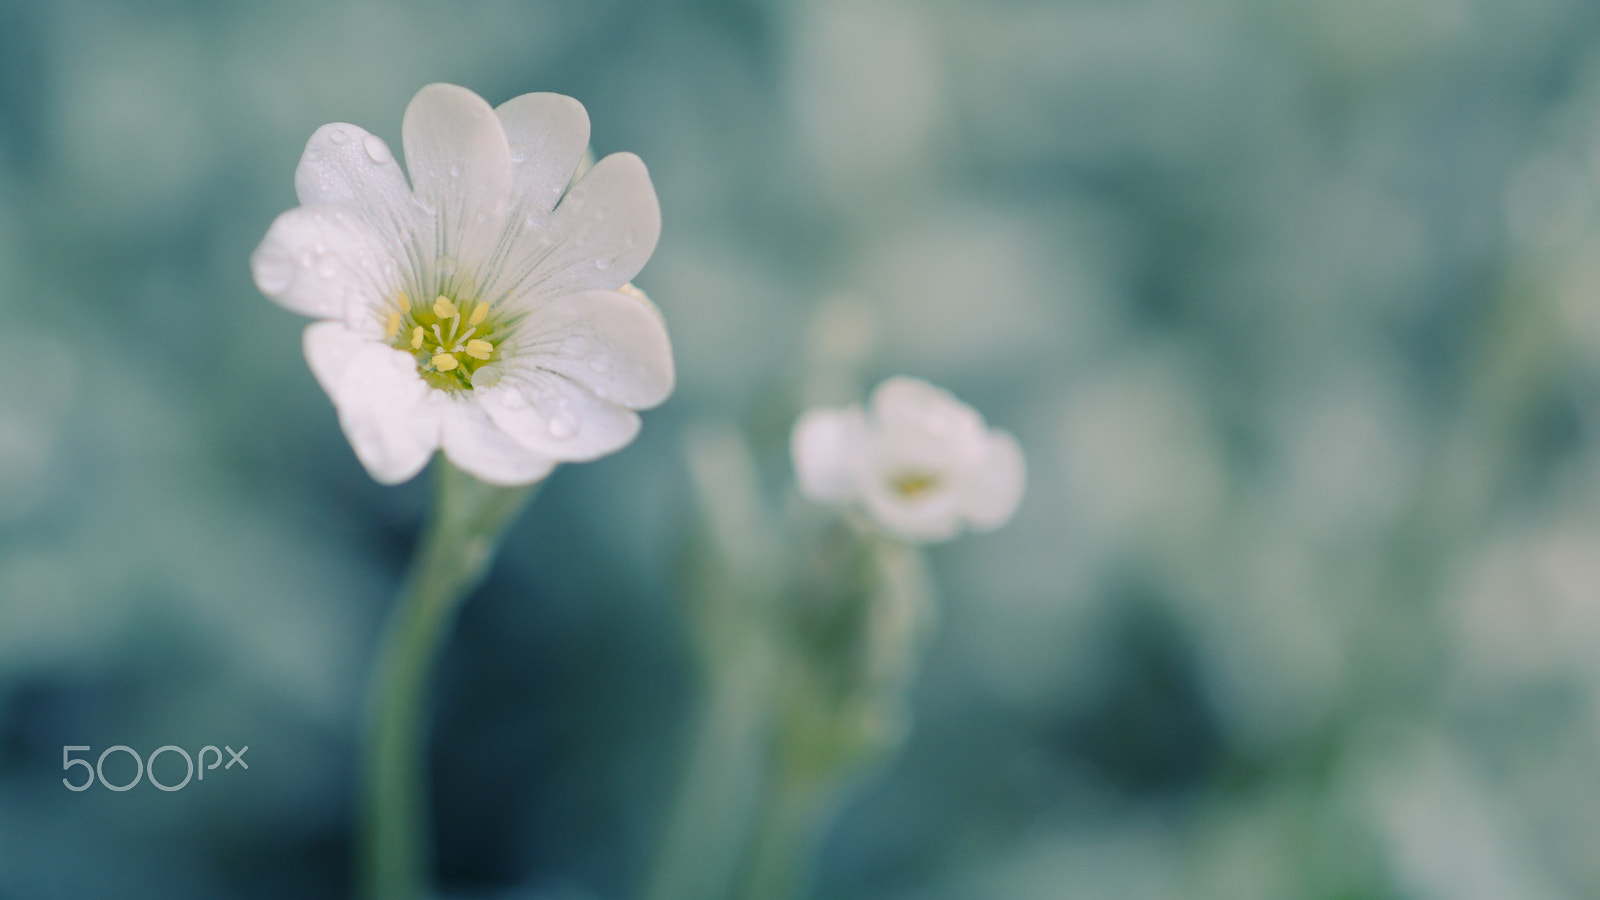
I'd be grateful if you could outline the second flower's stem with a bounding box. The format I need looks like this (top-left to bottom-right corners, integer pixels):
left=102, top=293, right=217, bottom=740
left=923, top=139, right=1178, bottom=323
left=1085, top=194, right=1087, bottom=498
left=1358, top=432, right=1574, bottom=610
left=737, top=764, right=832, bottom=900
left=358, top=459, right=537, bottom=900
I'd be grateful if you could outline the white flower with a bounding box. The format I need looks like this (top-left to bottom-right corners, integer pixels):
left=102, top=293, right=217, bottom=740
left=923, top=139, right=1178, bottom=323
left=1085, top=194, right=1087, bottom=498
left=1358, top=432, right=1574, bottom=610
left=251, top=84, right=674, bottom=486
left=791, top=376, right=1025, bottom=542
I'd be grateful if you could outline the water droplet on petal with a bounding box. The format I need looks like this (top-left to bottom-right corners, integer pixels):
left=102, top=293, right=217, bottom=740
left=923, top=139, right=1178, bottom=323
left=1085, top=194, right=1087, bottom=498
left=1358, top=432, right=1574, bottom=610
left=437, top=255, right=457, bottom=275
left=509, top=142, right=529, bottom=163
left=589, top=356, right=613, bottom=374
left=449, top=161, right=463, bottom=178
left=548, top=415, right=575, bottom=439
left=363, top=135, right=391, bottom=163
left=329, top=127, right=349, bottom=144
left=316, top=256, right=338, bottom=278
left=594, top=257, right=613, bottom=271
left=252, top=247, right=295, bottom=293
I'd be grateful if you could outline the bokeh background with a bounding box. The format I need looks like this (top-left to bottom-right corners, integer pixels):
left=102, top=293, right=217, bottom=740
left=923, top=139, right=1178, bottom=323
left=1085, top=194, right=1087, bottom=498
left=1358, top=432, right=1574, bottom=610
left=6, top=0, right=1600, bottom=897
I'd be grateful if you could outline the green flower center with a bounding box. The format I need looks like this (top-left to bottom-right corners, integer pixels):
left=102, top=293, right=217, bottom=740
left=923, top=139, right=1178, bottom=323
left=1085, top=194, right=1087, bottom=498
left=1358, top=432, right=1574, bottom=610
left=383, top=292, right=508, bottom=393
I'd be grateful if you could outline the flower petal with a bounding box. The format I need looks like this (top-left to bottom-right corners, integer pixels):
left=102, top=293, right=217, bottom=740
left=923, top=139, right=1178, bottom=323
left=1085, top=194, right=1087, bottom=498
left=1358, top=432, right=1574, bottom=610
left=496, top=92, right=591, bottom=213
left=515, top=288, right=675, bottom=409
left=871, top=376, right=985, bottom=439
left=439, top=402, right=557, bottom=486
left=253, top=205, right=397, bottom=323
left=859, top=475, right=964, bottom=543
left=401, top=83, right=514, bottom=292
left=303, top=321, right=440, bottom=484
left=961, top=430, right=1025, bottom=530
left=294, top=123, right=419, bottom=258
left=478, top=371, right=642, bottom=462
left=792, top=407, right=866, bottom=504
left=501, top=152, right=661, bottom=308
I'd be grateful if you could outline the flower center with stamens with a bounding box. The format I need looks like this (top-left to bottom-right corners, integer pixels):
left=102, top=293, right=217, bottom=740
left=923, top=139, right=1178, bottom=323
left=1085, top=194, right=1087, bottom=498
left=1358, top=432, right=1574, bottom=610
left=889, top=471, right=942, bottom=501
left=384, top=292, right=507, bottom=392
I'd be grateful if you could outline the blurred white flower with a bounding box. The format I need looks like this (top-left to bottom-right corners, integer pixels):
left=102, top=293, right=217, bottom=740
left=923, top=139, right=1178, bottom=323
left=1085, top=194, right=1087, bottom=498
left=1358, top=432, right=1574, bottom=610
left=792, top=376, right=1025, bottom=542
left=252, top=83, right=674, bottom=486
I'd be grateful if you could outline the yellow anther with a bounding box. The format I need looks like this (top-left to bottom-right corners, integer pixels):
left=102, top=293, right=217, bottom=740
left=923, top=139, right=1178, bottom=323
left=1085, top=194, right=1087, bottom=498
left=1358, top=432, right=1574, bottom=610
left=469, top=303, right=489, bottom=326
left=410, top=326, right=425, bottom=350
left=465, top=339, right=494, bottom=360
left=433, top=295, right=456, bottom=318
left=385, top=310, right=401, bottom=338
left=431, top=353, right=459, bottom=372
left=397, top=291, right=410, bottom=308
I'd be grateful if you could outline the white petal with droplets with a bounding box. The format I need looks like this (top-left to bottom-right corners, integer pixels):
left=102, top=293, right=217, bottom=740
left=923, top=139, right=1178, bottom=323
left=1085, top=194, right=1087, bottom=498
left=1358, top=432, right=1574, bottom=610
left=478, top=371, right=642, bottom=462
left=304, top=321, right=440, bottom=484
left=514, top=288, right=674, bottom=409
left=498, top=152, right=660, bottom=308
left=496, top=92, right=591, bottom=213
left=294, top=122, right=420, bottom=264
left=402, top=83, right=515, bottom=295
left=253, top=205, right=396, bottom=323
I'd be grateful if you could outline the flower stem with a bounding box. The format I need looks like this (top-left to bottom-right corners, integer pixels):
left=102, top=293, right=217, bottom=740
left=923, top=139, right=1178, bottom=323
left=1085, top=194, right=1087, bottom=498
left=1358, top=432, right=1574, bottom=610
left=358, top=459, right=538, bottom=900
left=737, top=765, right=832, bottom=900
left=643, top=644, right=774, bottom=900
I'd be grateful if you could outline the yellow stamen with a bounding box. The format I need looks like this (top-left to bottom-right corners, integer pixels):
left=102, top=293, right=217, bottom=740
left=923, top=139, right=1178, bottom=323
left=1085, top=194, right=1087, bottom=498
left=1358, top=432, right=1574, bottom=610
left=464, top=339, right=494, bottom=360
left=410, top=326, right=425, bottom=350
left=469, top=303, right=489, bottom=326
left=891, top=472, right=941, bottom=499
left=433, top=295, right=456, bottom=318
left=431, top=353, right=459, bottom=372
left=385, top=310, right=401, bottom=338
left=397, top=291, right=410, bottom=308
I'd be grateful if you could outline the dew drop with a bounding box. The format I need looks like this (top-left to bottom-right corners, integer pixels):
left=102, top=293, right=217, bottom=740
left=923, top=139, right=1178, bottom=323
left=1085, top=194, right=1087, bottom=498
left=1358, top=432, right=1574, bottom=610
left=449, top=161, right=463, bottom=178
left=252, top=247, right=295, bottom=293
left=316, top=256, right=338, bottom=278
left=436, top=255, right=458, bottom=276
left=363, top=135, right=391, bottom=163
left=329, top=127, right=349, bottom=144
left=589, top=355, right=613, bottom=374
left=509, top=142, right=529, bottom=163
left=594, top=257, right=613, bottom=271
left=548, top=416, right=575, bottom=439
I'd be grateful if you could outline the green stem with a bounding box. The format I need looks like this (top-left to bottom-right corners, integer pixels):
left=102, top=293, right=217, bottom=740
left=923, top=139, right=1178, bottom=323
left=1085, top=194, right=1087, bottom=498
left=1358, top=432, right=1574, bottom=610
left=737, top=766, right=832, bottom=900
left=358, top=459, right=538, bottom=900
left=643, top=651, right=774, bottom=900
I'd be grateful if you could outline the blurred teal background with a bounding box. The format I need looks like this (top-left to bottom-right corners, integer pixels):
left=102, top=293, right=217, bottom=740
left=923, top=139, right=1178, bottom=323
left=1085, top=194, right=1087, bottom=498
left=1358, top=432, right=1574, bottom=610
left=6, top=0, right=1600, bottom=897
